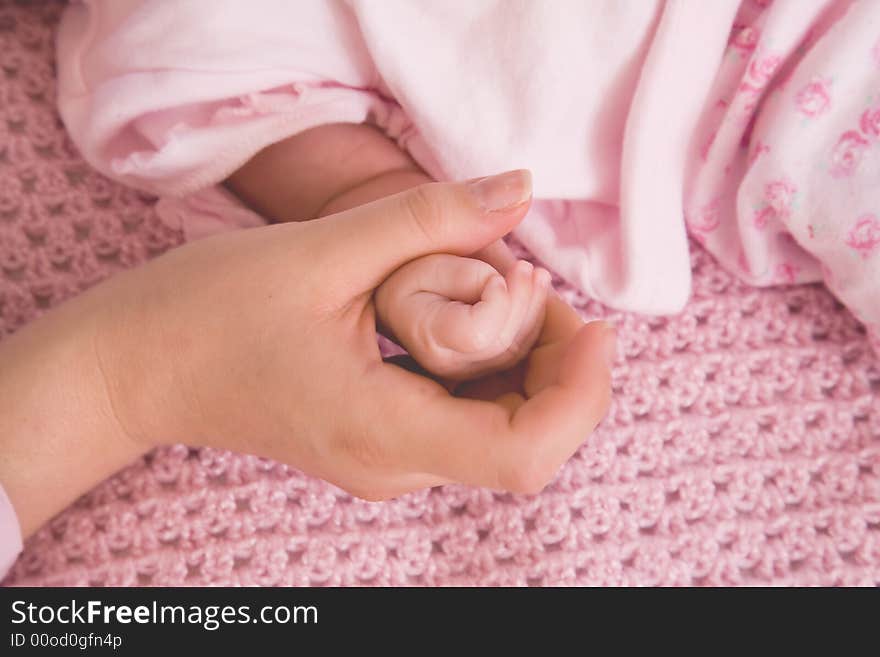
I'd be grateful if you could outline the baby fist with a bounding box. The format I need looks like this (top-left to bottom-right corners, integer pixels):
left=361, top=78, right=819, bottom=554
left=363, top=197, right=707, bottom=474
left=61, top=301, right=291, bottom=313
left=375, top=253, right=551, bottom=380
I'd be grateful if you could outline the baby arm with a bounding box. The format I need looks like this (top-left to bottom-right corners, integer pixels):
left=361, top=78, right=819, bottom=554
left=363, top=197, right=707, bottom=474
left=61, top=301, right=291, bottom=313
left=225, top=123, right=548, bottom=379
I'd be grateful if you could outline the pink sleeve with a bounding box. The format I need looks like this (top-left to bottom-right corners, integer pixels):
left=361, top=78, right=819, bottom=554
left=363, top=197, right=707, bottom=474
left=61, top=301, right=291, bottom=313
left=0, top=481, right=23, bottom=580
left=55, top=0, right=385, bottom=197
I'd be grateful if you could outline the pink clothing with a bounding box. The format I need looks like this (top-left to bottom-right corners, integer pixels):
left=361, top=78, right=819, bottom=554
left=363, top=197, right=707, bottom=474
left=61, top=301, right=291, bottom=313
left=55, top=0, right=880, bottom=343
left=0, top=484, right=22, bottom=578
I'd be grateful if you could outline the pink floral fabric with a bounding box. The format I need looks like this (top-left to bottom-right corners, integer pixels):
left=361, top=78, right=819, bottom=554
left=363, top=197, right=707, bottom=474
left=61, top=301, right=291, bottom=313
left=688, top=0, right=879, bottom=339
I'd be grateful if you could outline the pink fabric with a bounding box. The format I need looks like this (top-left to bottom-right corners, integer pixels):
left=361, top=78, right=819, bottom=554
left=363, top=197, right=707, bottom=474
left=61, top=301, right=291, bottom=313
left=1, top=2, right=880, bottom=586
left=0, top=483, right=22, bottom=578
left=55, top=0, right=880, bottom=347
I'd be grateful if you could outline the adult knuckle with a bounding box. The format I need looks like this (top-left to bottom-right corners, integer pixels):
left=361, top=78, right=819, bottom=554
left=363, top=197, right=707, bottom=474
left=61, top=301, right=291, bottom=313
left=400, top=183, right=446, bottom=245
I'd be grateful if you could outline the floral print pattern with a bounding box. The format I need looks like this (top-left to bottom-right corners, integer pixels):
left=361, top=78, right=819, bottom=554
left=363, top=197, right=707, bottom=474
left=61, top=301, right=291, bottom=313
left=830, top=131, right=869, bottom=178
left=860, top=105, right=880, bottom=138
left=795, top=78, right=831, bottom=117
left=845, top=215, right=880, bottom=258
left=690, top=0, right=879, bottom=341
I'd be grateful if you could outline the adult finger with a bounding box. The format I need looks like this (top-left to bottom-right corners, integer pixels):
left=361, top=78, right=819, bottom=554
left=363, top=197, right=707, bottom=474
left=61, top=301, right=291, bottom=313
left=313, top=170, right=533, bottom=295
left=361, top=321, right=615, bottom=494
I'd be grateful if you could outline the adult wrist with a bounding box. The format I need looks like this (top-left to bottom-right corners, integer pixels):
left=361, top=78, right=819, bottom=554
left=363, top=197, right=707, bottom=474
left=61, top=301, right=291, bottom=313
left=0, top=281, right=151, bottom=538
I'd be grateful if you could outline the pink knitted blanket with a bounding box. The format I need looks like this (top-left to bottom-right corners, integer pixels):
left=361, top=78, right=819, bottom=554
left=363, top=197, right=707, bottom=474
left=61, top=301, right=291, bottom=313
left=2, top=1, right=878, bottom=587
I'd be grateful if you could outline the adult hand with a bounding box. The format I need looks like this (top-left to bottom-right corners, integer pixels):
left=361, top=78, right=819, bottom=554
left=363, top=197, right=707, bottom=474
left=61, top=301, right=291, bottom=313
left=105, top=168, right=614, bottom=498
left=0, top=170, right=614, bottom=543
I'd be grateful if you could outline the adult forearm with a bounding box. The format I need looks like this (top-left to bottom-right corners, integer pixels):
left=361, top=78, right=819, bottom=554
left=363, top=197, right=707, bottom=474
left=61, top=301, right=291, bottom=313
left=0, top=287, right=144, bottom=539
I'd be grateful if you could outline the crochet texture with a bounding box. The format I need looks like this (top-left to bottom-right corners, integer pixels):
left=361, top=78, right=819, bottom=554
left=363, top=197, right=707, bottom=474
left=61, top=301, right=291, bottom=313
left=1, top=1, right=879, bottom=586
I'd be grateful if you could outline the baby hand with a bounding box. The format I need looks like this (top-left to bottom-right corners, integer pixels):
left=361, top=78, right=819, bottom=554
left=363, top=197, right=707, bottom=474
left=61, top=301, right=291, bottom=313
left=375, top=254, right=552, bottom=380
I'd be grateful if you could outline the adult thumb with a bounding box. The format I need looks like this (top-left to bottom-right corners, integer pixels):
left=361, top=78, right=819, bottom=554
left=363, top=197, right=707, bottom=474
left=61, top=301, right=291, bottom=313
left=315, top=169, right=532, bottom=293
